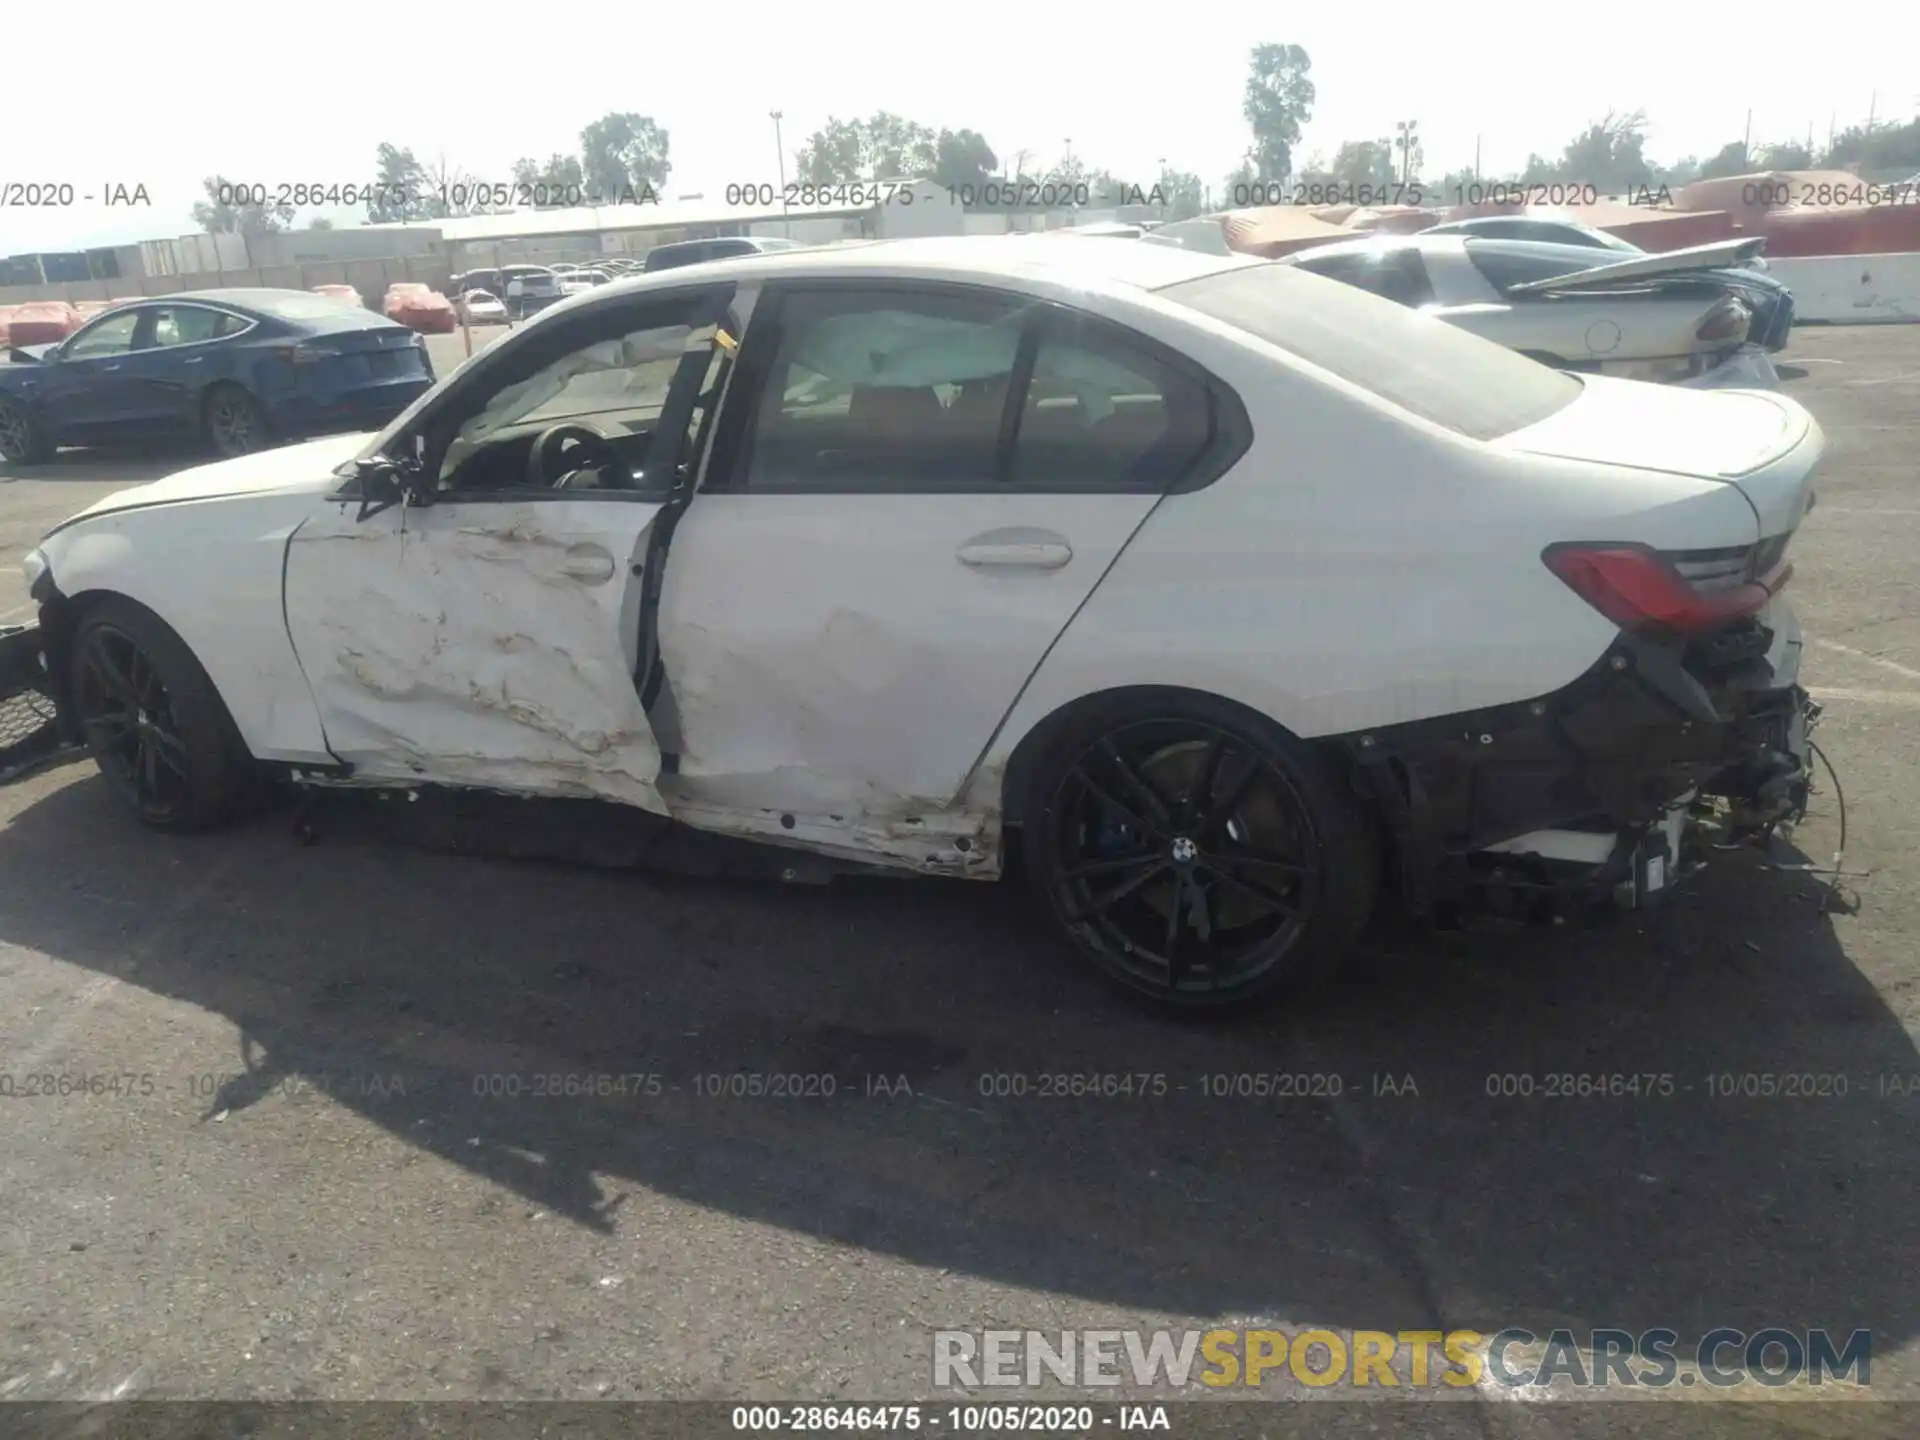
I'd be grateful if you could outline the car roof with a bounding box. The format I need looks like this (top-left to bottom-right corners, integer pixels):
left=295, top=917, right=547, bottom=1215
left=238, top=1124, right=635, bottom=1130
left=110, top=289, right=304, bottom=311
left=614, top=233, right=1258, bottom=294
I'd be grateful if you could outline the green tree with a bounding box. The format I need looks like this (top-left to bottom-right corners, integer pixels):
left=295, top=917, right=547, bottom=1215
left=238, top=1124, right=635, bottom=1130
left=1328, top=139, right=1396, bottom=189
left=1557, top=110, right=1654, bottom=194
left=367, top=142, right=432, bottom=223
left=1824, top=117, right=1920, bottom=172
left=1155, top=166, right=1206, bottom=219
left=1654, top=155, right=1703, bottom=187
left=931, top=129, right=999, bottom=192
left=1698, top=140, right=1753, bottom=181
left=511, top=154, right=587, bottom=207
left=794, top=113, right=938, bottom=184
left=191, top=175, right=294, bottom=236
left=580, top=112, right=670, bottom=201
left=1242, top=43, right=1315, bottom=182
left=1758, top=139, right=1814, bottom=170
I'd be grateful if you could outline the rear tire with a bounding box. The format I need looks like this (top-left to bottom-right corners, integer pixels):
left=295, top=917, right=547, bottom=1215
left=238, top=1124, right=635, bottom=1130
left=0, top=399, right=53, bottom=467
left=69, top=597, right=256, bottom=831
left=203, top=384, right=270, bottom=459
left=1022, top=692, right=1378, bottom=1014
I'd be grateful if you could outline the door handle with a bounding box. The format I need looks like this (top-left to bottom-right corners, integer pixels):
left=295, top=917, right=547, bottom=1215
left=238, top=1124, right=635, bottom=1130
left=560, top=545, right=616, bottom=583
left=99, top=363, right=122, bottom=372
left=957, top=540, right=1072, bottom=569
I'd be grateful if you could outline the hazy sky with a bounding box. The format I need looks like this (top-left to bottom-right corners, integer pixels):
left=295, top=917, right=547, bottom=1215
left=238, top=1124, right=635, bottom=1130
left=4, top=1, right=1914, bottom=253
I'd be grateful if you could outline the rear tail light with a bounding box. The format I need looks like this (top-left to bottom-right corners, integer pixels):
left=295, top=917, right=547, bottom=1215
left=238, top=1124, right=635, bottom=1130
left=1542, top=542, right=1791, bottom=633
left=1696, top=296, right=1751, bottom=344
left=275, top=343, right=342, bottom=365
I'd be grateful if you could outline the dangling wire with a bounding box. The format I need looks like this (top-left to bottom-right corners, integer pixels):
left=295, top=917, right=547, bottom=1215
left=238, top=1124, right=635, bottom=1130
left=1807, top=738, right=1848, bottom=913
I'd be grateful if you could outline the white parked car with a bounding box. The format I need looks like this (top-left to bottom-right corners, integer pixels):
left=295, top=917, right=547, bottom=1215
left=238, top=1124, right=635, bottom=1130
left=2, top=237, right=1821, bottom=1012
left=1278, top=234, right=1791, bottom=387
left=458, top=289, right=509, bottom=324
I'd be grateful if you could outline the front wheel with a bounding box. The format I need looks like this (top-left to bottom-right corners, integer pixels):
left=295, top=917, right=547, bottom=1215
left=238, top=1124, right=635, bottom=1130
left=1023, top=695, right=1379, bottom=1013
left=70, top=598, right=255, bottom=830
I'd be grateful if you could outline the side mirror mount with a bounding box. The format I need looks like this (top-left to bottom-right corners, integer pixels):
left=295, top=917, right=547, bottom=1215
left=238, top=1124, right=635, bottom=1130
left=352, top=438, right=434, bottom=522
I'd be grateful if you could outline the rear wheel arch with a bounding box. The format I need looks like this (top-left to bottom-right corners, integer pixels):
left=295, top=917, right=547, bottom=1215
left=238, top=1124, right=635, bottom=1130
left=1007, top=684, right=1384, bottom=1011
left=995, top=684, right=1367, bottom=827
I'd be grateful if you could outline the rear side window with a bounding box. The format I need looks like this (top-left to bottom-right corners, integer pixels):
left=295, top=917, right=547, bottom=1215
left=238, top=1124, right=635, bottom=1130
left=1160, top=262, right=1581, bottom=441
left=1012, top=311, right=1212, bottom=491
left=1465, top=242, right=1603, bottom=294
left=1292, top=248, right=1433, bottom=307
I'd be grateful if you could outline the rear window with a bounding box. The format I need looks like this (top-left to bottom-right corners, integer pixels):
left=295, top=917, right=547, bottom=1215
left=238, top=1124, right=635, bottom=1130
left=244, top=292, right=377, bottom=322
left=1158, top=262, right=1581, bottom=442
left=1464, top=241, right=1611, bottom=294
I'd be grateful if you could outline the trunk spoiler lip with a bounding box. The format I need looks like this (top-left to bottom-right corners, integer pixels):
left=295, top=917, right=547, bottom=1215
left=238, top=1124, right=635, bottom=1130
left=1506, top=237, right=1770, bottom=295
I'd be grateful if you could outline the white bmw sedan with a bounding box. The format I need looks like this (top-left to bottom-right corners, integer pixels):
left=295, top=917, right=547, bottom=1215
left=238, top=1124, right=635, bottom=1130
left=5, top=236, right=1821, bottom=1012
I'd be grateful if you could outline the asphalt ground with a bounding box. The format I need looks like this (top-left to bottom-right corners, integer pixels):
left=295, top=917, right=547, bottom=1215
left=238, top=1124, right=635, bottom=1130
left=0, top=326, right=1917, bottom=1438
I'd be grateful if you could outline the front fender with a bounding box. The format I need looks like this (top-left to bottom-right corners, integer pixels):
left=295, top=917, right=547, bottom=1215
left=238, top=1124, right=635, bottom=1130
left=38, top=496, right=336, bottom=764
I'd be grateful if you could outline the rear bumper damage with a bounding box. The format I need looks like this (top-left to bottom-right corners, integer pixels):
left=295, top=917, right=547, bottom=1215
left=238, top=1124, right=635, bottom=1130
left=1681, top=342, right=1783, bottom=391
left=1340, top=607, right=1817, bottom=924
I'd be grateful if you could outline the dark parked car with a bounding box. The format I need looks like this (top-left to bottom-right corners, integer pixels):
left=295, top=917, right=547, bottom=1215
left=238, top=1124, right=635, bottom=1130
left=640, top=235, right=807, bottom=272
left=1420, top=214, right=1646, bottom=253
left=0, top=289, right=435, bottom=466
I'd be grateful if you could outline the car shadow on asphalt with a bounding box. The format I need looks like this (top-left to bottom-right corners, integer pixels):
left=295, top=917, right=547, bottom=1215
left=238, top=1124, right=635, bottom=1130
left=0, top=771, right=1913, bottom=1354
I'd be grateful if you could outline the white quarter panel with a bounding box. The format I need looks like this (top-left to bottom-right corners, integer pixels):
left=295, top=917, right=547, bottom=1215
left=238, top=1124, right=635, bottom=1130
left=39, top=490, right=337, bottom=762
left=972, top=323, right=1762, bottom=794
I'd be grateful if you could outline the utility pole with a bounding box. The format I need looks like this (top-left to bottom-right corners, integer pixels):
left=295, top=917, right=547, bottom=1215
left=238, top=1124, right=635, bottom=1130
left=1743, top=109, right=1752, bottom=169
left=770, top=110, right=789, bottom=236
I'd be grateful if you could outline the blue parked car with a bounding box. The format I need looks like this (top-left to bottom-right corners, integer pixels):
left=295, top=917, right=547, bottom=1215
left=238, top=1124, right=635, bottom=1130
left=0, top=289, right=436, bottom=467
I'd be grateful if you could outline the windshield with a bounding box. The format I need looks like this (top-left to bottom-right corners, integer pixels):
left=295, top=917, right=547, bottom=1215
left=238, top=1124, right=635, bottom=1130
left=437, top=322, right=699, bottom=479
left=1159, top=262, right=1582, bottom=441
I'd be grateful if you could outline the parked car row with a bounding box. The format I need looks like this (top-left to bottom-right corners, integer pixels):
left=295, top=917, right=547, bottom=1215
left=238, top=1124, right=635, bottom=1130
left=1, top=235, right=1820, bottom=1016
left=1144, top=219, right=1795, bottom=389
left=0, top=289, right=434, bottom=465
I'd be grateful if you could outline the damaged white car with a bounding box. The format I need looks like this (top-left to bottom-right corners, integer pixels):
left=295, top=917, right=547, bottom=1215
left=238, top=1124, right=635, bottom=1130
left=2, top=236, right=1821, bottom=1011
left=1279, top=234, right=1792, bottom=389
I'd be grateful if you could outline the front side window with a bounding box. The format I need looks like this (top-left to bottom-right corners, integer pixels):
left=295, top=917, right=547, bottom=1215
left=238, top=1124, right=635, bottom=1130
left=741, top=287, right=1030, bottom=491
left=64, top=310, right=141, bottom=359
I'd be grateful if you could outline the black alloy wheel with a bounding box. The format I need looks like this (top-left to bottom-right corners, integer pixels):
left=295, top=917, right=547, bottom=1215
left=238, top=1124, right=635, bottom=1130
left=69, top=598, right=255, bottom=830
left=205, top=386, right=268, bottom=458
left=1026, top=700, right=1377, bottom=1012
left=72, top=622, right=193, bottom=821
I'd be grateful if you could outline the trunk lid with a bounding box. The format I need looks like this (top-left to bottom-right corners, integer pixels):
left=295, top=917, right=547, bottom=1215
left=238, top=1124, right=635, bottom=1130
left=1507, top=237, right=1769, bottom=294
left=289, top=325, right=432, bottom=384
left=1497, top=375, right=1821, bottom=539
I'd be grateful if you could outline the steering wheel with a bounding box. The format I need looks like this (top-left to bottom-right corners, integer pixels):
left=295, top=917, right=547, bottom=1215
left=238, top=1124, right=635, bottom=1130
left=527, top=422, right=626, bottom=489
